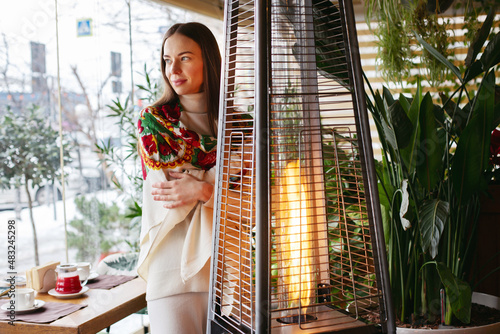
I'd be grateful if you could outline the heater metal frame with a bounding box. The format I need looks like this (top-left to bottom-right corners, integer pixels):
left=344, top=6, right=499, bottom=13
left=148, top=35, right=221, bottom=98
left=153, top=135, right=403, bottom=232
left=255, top=0, right=271, bottom=332
left=208, top=1, right=395, bottom=333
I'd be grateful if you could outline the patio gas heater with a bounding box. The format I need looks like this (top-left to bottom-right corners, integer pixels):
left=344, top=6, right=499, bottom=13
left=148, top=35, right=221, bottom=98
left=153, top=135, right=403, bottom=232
left=208, top=0, right=395, bottom=333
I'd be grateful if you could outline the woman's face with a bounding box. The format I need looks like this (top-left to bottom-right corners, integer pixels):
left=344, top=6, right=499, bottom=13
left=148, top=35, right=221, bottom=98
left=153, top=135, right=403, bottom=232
left=163, top=33, right=204, bottom=96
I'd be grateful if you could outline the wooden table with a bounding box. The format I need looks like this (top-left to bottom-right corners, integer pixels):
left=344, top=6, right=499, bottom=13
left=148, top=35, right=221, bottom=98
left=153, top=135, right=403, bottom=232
left=0, top=277, right=147, bottom=334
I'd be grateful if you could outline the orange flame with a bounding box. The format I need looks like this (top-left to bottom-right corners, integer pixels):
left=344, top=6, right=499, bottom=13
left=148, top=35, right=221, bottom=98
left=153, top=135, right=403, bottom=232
left=280, top=160, right=313, bottom=310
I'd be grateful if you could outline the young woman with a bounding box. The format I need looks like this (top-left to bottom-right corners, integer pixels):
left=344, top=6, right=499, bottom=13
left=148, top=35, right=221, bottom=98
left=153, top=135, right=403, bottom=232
left=136, top=22, right=221, bottom=333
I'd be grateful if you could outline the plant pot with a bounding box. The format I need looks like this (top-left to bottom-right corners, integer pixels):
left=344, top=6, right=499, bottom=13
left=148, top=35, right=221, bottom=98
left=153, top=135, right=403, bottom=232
left=396, top=292, right=500, bottom=333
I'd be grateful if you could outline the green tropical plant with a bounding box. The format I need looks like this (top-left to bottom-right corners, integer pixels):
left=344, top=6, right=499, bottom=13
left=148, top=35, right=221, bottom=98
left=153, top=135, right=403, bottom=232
left=95, top=64, right=158, bottom=251
left=104, top=252, right=138, bottom=272
left=96, top=64, right=159, bottom=202
left=364, top=8, right=500, bottom=325
left=67, top=195, right=133, bottom=261
left=364, top=0, right=498, bottom=86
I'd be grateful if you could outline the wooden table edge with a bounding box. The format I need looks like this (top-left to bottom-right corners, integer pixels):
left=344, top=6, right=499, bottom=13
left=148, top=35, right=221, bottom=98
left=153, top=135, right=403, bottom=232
left=0, top=277, right=146, bottom=334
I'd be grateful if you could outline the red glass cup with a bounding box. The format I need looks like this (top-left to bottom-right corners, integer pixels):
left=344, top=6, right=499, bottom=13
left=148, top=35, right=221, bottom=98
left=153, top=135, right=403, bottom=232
left=55, top=264, right=82, bottom=294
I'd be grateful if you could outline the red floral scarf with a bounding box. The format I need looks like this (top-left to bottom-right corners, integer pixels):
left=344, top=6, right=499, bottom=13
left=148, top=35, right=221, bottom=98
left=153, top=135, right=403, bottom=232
left=137, top=101, right=217, bottom=179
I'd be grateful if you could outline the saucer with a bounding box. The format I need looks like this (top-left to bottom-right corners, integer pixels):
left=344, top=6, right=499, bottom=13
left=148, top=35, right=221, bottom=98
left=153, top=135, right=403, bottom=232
left=2, top=276, right=26, bottom=286
left=87, top=272, right=99, bottom=281
left=1, top=300, right=45, bottom=313
left=48, top=286, right=89, bottom=299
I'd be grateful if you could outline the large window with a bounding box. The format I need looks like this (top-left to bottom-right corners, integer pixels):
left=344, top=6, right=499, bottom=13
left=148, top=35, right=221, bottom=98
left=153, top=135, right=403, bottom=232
left=0, top=0, right=222, bottom=276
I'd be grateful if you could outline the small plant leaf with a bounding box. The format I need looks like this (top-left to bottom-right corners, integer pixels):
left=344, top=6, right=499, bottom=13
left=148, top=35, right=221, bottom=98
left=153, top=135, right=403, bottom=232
left=435, top=262, right=472, bottom=324
left=419, top=199, right=449, bottom=259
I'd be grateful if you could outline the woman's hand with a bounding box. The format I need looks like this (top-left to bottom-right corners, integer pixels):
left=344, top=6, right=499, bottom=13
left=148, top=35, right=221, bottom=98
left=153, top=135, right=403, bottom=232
left=151, top=171, right=213, bottom=209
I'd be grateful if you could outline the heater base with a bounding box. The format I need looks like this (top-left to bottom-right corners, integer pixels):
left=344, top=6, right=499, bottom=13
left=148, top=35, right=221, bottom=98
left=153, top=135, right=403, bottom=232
left=276, top=314, right=317, bottom=325
left=271, top=306, right=381, bottom=334
left=271, top=323, right=380, bottom=334
left=210, top=307, right=383, bottom=334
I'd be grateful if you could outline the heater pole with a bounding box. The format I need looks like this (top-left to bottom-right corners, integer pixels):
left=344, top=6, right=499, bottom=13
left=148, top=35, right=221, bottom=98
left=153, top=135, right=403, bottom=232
left=255, top=0, right=271, bottom=333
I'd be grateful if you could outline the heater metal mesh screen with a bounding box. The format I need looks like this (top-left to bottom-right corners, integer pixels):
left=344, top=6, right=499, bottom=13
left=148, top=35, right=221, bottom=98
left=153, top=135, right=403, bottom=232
left=210, top=0, right=257, bottom=332
left=209, top=0, right=392, bottom=333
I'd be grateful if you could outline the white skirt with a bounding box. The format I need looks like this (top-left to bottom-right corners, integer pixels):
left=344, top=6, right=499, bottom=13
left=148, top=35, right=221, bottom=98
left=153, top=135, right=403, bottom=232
left=147, top=292, right=208, bottom=334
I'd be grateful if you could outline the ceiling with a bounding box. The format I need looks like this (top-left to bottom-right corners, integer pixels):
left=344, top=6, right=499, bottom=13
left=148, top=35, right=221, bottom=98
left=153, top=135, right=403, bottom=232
left=153, top=0, right=365, bottom=21
left=153, top=0, right=225, bottom=20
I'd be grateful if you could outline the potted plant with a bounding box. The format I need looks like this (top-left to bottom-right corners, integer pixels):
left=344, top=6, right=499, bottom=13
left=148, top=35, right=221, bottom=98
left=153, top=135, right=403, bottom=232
left=364, top=7, right=500, bottom=329
left=365, top=0, right=453, bottom=85
left=364, top=0, right=498, bottom=86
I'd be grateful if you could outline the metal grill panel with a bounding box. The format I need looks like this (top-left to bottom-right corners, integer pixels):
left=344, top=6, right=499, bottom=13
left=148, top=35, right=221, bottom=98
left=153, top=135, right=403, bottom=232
left=209, top=0, right=394, bottom=333
left=209, top=1, right=257, bottom=333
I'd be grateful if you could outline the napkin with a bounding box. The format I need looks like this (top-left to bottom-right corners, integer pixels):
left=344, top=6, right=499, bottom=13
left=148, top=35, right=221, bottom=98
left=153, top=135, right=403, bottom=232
left=26, top=261, right=59, bottom=292
left=0, top=300, right=86, bottom=323
left=85, top=275, right=137, bottom=290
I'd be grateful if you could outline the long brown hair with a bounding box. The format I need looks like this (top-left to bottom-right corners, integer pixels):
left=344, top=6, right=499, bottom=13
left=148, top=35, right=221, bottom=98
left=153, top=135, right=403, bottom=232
left=155, top=22, right=221, bottom=137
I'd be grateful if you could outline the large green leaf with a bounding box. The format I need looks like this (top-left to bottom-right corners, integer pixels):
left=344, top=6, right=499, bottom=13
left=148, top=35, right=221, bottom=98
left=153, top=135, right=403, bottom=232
left=463, top=60, right=485, bottom=83
left=400, top=86, right=421, bottom=172
left=416, top=93, right=445, bottom=191
left=440, top=92, right=471, bottom=136
left=451, top=71, right=495, bottom=203
left=374, top=90, right=387, bottom=117
left=381, top=109, right=398, bottom=151
left=398, top=93, right=411, bottom=112
left=368, top=90, right=394, bottom=154
left=414, top=31, right=462, bottom=83
left=495, top=101, right=500, bottom=128
left=383, top=86, right=395, bottom=107
left=464, top=7, right=495, bottom=67
left=435, top=262, right=472, bottom=324
left=389, top=100, right=413, bottom=149
left=378, top=182, right=392, bottom=243
left=419, top=199, right=449, bottom=259
left=480, top=31, right=500, bottom=71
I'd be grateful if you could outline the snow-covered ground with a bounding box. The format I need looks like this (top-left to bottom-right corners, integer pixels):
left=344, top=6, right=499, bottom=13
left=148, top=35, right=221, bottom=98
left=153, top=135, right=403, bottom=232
left=0, top=189, right=133, bottom=277
left=0, top=198, right=76, bottom=276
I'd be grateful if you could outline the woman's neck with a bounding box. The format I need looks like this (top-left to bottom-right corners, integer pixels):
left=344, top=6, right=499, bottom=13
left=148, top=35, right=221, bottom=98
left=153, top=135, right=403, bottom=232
left=179, top=92, right=207, bottom=114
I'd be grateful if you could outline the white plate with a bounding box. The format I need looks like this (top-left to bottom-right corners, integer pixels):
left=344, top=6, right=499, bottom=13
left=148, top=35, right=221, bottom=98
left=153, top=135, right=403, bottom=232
left=48, top=286, right=89, bottom=299
left=87, top=272, right=99, bottom=281
left=1, top=299, right=45, bottom=313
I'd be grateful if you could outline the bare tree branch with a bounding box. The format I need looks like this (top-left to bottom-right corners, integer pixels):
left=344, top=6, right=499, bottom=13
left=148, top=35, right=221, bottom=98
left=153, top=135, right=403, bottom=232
left=1, top=33, right=22, bottom=110
left=70, top=65, right=94, bottom=113
left=69, top=65, right=117, bottom=184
